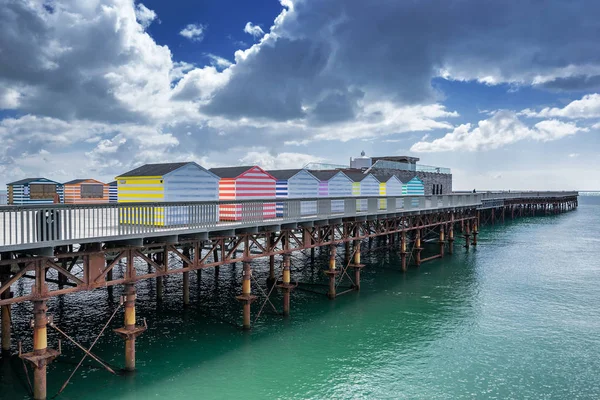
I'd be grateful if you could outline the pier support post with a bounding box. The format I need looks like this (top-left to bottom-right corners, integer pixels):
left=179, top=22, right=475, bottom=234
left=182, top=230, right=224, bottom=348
left=267, top=233, right=276, bottom=288
left=414, top=229, right=422, bottom=267
left=448, top=222, right=455, bottom=254
left=236, top=262, right=256, bottom=330
left=351, top=241, right=364, bottom=290
left=439, top=225, right=445, bottom=257
left=464, top=221, right=471, bottom=250
left=183, top=247, right=190, bottom=307
left=472, top=219, right=478, bottom=246
left=1, top=270, right=12, bottom=356
left=20, top=297, right=60, bottom=400
left=155, top=251, right=164, bottom=301
left=278, top=254, right=295, bottom=316
left=325, top=244, right=339, bottom=299
left=400, top=230, right=407, bottom=272
left=344, top=241, right=351, bottom=266
left=114, top=283, right=146, bottom=372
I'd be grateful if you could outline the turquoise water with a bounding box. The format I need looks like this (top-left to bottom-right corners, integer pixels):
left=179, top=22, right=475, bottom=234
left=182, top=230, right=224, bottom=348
left=1, top=197, right=599, bottom=399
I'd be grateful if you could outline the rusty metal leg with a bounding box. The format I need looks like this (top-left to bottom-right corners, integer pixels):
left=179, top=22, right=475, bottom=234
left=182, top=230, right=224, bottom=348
left=472, top=219, right=478, bottom=246
left=414, top=230, right=422, bottom=267
left=278, top=254, right=294, bottom=317
left=33, top=301, right=48, bottom=400
left=236, top=262, right=256, bottom=330
left=1, top=303, right=10, bottom=356
left=156, top=276, right=163, bottom=301
left=400, top=230, right=407, bottom=272
left=19, top=298, right=59, bottom=400
left=464, top=222, right=471, bottom=250
left=448, top=221, right=455, bottom=254
left=114, top=284, right=146, bottom=372
left=439, top=225, right=445, bottom=257
left=344, top=241, right=351, bottom=266
left=352, top=241, right=364, bottom=290
left=267, top=255, right=275, bottom=288
left=1, top=281, right=11, bottom=356
left=325, top=244, right=339, bottom=299
left=183, top=272, right=190, bottom=307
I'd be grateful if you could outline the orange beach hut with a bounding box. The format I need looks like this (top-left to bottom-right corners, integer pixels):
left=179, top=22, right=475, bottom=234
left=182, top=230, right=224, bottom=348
left=63, top=179, right=109, bottom=204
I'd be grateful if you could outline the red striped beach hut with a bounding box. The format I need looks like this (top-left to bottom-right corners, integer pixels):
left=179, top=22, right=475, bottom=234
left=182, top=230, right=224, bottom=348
left=209, top=166, right=277, bottom=221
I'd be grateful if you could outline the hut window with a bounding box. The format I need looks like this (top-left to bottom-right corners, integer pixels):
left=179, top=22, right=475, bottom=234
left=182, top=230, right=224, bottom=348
left=81, top=184, right=104, bottom=199
left=30, top=184, right=57, bottom=199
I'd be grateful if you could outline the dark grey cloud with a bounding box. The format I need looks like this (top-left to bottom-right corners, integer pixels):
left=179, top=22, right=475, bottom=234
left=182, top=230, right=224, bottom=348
left=0, top=0, right=161, bottom=123
left=203, top=0, right=600, bottom=122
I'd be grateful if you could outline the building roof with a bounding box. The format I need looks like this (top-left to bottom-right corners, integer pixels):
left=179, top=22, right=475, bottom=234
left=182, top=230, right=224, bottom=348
left=7, top=178, right=60, bottom=186
left=208, top=166, right=256, bottom=178
left=63, top=179, right=105, bottom=185
left=267, top=169, right=309, bottom=180
left=116, top=162, right=191, bottom=178
left=371, top=155, right=420, bottom=164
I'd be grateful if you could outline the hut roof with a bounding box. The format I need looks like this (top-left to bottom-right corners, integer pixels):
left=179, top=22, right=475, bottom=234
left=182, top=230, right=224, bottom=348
left=108, top=181, right=117, bottom=186
left=64, top=179, right=105, bottom=185
left=117, top=162, right=190, bottom=178
left=372, top=173, right=402, bottom=183
left=267, top=169, right=307, bottom=180
left=309, top=170, right=347, bottom=181
left=209, top=166, right=256, bottom=178
left=341, top=170, right=378, bottom=183
left=7, top=178, right=60, bottom=186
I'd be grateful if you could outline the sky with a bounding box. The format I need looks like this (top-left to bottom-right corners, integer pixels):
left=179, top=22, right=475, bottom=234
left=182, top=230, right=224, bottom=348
left=0, top=0, right=599, bottom=190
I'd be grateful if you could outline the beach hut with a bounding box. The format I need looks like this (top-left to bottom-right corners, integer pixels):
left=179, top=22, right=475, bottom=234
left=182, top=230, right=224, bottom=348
left=378, top=174, right=403, bottom=210
left=310, top=170, right=353, bottom=213
left=209, top=166, right=277, bottom=221
left=108, top=181, right=118, bottom=203
left=344, top=171, right=380, bottom=212
left=115, top=162, right=219, bottom=226
left=7, top=178, right=64, bottom=205
left=403, top=176, right=425, bottom=196
left=268, top=169, right=320, bottom=216
left=63, top=179, right=109, bottom=204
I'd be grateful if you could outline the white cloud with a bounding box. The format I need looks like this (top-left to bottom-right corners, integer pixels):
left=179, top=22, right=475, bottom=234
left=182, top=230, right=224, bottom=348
left=179, top=23, right=206, bottom=42
left=244, top=22, right=265, bottom=39
left=239, top=150, right=323, bottom=169
left=410, top=111, right=586, bottom=152
left=206, top=54, right=233, bottom=69
left=520, top=93, right=600, bottom=119
left=568, top=153, right=580, bottom=158
left=135, top=3, right=157, bottom=28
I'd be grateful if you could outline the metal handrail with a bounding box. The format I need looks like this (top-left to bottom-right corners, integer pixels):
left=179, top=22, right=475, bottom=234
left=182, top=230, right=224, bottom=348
left=0, top=192, right=577, bottom=250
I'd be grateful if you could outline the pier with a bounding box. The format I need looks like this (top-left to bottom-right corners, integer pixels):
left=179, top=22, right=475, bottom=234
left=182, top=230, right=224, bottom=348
left=0, top=191, right=577, bottom=399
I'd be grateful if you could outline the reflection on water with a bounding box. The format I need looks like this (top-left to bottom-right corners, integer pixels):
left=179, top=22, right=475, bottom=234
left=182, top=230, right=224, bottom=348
left=1, top=198, right=599, bottom=399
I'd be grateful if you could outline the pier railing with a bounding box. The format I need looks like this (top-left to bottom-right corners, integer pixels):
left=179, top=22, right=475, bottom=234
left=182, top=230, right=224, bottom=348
left=0, top=194, right=482, bottom=249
